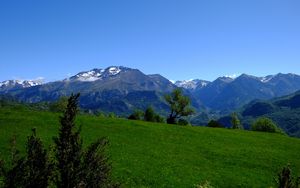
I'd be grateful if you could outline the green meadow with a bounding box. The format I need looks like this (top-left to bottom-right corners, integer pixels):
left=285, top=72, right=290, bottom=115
left=0, top=106, right=300, bottom=187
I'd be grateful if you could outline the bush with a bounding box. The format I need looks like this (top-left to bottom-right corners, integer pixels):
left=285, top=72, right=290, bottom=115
left=128, top=110, right=144, bottom=120
left=108, top=112, right=117, bottom=118
left=207, top=120, right=224, bottom=128
left=251, top=117, right=283, bottom=133
left=178, top=119, right=189, bottom=126
left=144, top=107, right=156, bottom=122
left=154, top=114, right=165, bottom=123
left=276, top=165, right=300, bottom=188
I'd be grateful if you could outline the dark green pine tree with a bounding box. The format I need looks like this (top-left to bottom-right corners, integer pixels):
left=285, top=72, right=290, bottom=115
left=81, top=138, right=116, bottom=187
left=53, top=93, right=118, bottom=188
left=53, top=93, right=83, bottom=188
left=2, top=128, right=52, bottom=188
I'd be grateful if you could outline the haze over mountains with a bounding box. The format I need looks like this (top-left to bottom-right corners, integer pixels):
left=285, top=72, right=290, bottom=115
left=1, top=66, right=300, bottom=116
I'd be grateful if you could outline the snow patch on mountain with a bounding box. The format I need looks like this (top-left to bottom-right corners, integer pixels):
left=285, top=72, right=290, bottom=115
left=70, top=66, right=125, bottom=82
left=175, top=79, right=209, bottom=90
left=108, top=67, right=121, bottom=75
left=260, top=76, right=274, bottom=83
left=75, top=70, right=102, bottom=82
left=0, top=78, right=44, bottom=88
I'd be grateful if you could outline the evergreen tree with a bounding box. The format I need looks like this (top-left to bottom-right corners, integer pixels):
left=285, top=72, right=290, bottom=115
left=81, top=138, right=117, bottom=187
left=2, top=129, right=52, bottom=188
left=164, top=89, right=194, bottom=124
left=53, top=93, right=83, bottom=188
left=53, top=93, right=117, bottom=188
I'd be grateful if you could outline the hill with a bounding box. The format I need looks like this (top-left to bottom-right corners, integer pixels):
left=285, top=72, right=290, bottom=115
left=0, top=105, right=300, bottom=187
left=218, top=90, right=300, bottom=137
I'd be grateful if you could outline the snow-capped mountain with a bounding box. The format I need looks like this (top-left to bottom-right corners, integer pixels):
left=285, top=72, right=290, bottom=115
left=0, top=79, right=43, bottom=92
left=69, top=66, right=127, bottom=82
left=175, top=79, right=210, bottom=90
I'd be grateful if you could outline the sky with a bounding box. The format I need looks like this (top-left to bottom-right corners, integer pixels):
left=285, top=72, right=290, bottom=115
left=0, top=0, right=300, bottom=82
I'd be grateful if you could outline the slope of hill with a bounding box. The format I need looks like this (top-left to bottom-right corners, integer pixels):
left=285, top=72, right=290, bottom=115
left=217, top=91, right=300, bottom=137
left=0, top=106, right=299, bottom=187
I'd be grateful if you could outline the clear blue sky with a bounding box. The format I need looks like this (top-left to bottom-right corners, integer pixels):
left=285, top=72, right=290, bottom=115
left=0, top=0, right=299, bottom=82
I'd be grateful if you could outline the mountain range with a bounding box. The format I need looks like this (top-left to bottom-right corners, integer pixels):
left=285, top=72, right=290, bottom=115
left=1, top=66, right=300, bottom=117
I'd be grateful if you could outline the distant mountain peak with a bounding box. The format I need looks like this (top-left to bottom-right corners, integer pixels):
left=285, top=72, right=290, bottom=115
left=69, top=66, right=132, bottom=82
left=0, top=78, right=43, bottom=90
left=175, top=79, right=210, bottom=90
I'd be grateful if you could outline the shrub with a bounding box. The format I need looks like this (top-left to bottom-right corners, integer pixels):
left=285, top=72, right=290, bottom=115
left=144, top=107, right=156, bottom=122
left=251, top=117, right=282, bottom=133
left=207, top=120, right=224, bottom=128
left=128, top=110, right=144, bottom=120
left=276, top=165, right=299, bottom=188
left=178, top=119, right=189, bottom=126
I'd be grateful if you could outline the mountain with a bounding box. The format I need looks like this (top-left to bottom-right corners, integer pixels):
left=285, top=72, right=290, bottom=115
left=1, top=66, right=180, bottom=115
left=0, top=79, right=43, bottom=92
left=175, top=79, right=210, bottom=90
left=192, top=73, right=300, bottom=113
left=2, top=67, right=300, bottom=117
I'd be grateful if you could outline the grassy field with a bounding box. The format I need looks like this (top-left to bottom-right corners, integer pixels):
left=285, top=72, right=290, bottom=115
left=0, top=106, right=300, bottom=187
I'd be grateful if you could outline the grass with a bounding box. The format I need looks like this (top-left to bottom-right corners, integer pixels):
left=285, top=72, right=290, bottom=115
left=0, top=105, right=300, bottom=187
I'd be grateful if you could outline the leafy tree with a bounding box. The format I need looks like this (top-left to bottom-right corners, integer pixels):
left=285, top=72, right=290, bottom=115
left=207, top=120, right=224, bottom=128
left=231, top=112, right=243, bottom=129
left=164, top=88, right=194, bottom=124
left=251, top=117, right=283, bottom=133
left=1, top=129, right=53, bottom=188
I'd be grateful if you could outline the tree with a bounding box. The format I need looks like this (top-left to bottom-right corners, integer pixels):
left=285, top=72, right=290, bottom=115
left=53, top=93, right=117, bottom=187
left=2, top=129, right=53, bottom=188
left=53, top=93, right=83, bottom=188
left=251, top=117, right=283, bottom=133
left=164, top=88, right=194, bottom=124
left=81, top=138, right=115, bottom=187
left=231, top=112, right=243, bottom=129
